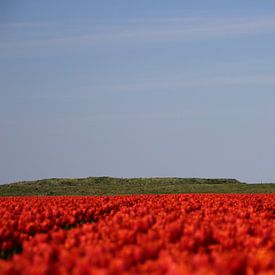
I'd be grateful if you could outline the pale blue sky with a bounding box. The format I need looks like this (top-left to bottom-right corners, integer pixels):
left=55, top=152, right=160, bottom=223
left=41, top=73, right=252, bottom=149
left=1, top=1, right=275, bottom=183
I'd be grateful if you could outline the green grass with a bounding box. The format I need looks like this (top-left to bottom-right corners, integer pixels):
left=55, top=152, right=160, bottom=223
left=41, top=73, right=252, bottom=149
left=0, top=177, right=274, bottom=196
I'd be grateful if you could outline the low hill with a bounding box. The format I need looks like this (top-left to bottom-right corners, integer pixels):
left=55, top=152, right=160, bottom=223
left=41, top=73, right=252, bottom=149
left=0, top=177, right=274, bottom=196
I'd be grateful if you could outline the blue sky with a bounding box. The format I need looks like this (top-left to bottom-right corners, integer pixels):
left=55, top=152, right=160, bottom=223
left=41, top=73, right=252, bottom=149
left=1, top=0, right=275, bottom=183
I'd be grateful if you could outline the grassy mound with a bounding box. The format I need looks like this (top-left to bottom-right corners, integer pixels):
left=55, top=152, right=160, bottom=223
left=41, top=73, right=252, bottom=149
left=0, top=177, right=274, bottom=196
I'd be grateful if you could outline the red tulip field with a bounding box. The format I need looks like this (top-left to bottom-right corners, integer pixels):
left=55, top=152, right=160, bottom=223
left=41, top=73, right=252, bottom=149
left=0, top=194, right=274, bottom=274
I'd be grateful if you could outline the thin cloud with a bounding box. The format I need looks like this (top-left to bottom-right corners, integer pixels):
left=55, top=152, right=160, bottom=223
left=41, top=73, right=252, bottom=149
left=1, top=15, right=275, bottom=53
left=0, top=22, right=47, bottom=30
left=26, top=73, right=275, bottom=99
left=88, top=73, right=275, bottom=94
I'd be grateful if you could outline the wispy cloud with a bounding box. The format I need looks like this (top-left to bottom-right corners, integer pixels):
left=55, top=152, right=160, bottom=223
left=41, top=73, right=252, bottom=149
left=78, top=111, right=202, bottom=122
left=87, top=73, right=275, bottom=94
left=105, top=15, right=275, bottom=42
left=0, top=22, right=47, bottom=30
left=1, top=15, right=275, bottom=53
left=26, top=73, right=275, bottom=99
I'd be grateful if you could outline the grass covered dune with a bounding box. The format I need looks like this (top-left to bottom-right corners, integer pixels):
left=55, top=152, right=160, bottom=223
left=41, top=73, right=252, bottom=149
left=0, top=177, right=274, bottom=196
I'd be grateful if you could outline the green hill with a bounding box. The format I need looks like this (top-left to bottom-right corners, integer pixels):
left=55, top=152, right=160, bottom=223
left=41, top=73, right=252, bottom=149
left=0, top=177, right=274, bottom=196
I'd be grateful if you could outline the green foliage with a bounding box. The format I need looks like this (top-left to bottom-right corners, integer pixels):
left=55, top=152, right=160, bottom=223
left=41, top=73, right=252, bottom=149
left=0, top=177, right=274, bottom=196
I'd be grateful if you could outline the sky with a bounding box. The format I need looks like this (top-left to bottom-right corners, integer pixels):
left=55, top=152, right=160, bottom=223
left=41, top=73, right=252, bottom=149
left=1, top=0, right=275, bottom=184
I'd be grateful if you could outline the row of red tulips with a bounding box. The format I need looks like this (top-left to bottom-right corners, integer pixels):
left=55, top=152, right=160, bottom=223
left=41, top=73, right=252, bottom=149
left=0, top=194, right=274, bottom=274
left=0, top=196, right=138, bottom=255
